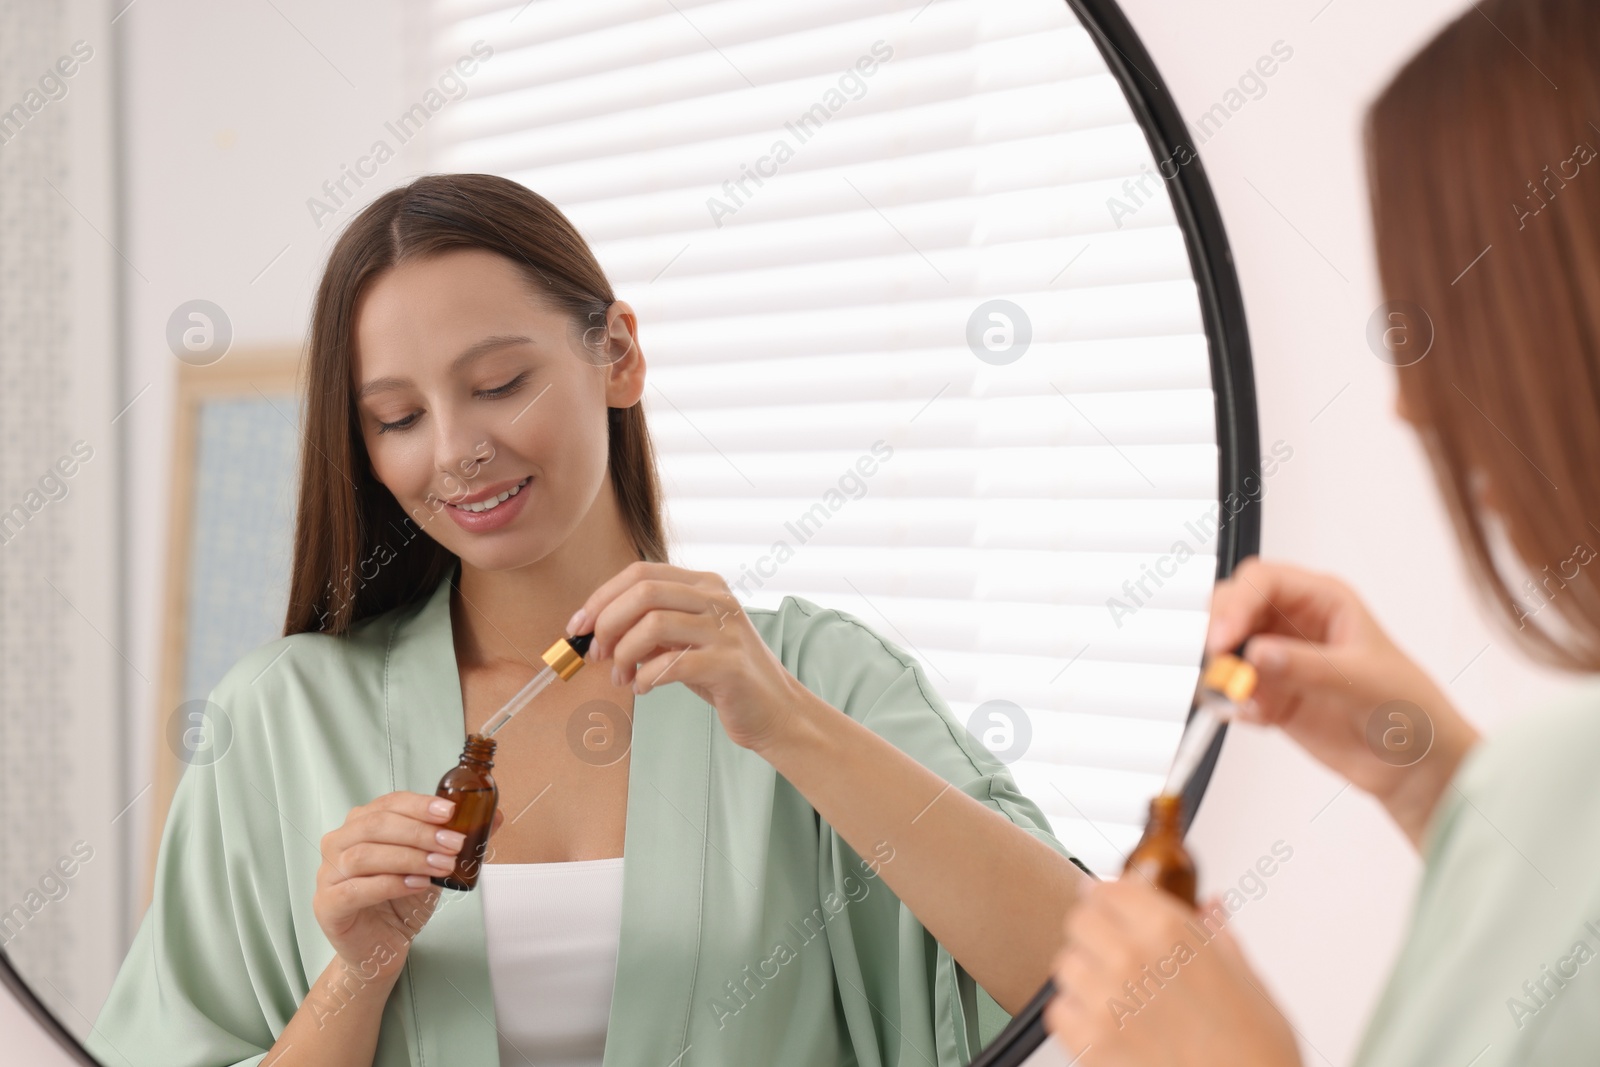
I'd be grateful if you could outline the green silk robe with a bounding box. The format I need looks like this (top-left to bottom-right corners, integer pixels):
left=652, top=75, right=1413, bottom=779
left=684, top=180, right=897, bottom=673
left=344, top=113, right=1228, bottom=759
left=88, top=559, right=1079, bottom=1066
left=1351, top=676, right=1600, bottom=1065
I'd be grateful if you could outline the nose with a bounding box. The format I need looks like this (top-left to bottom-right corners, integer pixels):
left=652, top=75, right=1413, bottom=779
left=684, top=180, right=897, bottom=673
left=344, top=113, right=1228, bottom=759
left=432, top=415, right=496, bottom=502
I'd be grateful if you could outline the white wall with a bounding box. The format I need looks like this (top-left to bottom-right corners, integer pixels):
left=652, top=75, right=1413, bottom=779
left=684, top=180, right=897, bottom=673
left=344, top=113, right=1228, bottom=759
left=1116, top=1, right=1578, bottom=1065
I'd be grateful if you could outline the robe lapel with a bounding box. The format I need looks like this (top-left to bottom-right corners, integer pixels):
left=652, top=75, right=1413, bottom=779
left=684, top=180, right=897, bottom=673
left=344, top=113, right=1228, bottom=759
left=379, top=558, right=716, bottom=1067
left=603, top=658, right=712, bottom=1067
left=383, top=559, right=501, bottom=1067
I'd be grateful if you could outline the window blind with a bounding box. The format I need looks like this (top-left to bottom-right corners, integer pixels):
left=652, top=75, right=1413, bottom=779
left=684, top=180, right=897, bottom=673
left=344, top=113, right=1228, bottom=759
left=424, top=0, right=1217, bottom=876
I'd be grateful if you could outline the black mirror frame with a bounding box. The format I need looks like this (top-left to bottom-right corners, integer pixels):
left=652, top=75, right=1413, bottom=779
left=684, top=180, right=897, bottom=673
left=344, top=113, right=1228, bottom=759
left=0, top=0, right=1258, bottom=1061
left=969, top=0, right=1261, bottom=1062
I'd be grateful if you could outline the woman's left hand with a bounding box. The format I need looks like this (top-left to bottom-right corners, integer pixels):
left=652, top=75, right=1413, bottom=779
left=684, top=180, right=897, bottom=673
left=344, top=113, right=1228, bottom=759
left=1044, top=876, right=1302, bottom=1067
left=566, top=561, right=809, bottom=752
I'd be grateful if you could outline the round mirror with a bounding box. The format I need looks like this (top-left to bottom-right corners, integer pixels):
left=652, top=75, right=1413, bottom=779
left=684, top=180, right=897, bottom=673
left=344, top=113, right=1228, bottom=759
left=0, top=0, right=1256, bottom=1063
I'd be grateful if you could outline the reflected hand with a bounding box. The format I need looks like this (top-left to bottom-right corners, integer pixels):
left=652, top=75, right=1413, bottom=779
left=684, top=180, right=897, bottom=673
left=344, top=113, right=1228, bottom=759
left=570, top=560, right=808, bottom=752
left=1205, top=556, right=1479, bottom=846
left=1044, top=878, right=1300, bottom=1067
left=314, top=791, right=505, bottom=979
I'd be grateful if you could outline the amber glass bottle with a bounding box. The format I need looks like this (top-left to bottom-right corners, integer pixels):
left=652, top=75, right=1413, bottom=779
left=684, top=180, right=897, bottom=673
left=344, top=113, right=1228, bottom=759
left=1123, top=793, right=1197, bottom=907
left=430, top=733, right=498, bottom=891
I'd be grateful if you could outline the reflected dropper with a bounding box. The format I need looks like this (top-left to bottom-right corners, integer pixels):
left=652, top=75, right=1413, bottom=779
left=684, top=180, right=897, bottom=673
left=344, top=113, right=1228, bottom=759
left=480, top=632, right=595, bottom=738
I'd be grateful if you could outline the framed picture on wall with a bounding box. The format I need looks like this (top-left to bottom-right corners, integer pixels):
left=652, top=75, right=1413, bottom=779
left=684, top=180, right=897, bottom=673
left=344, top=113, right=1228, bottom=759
left=147, top=348, right=304, bottom=911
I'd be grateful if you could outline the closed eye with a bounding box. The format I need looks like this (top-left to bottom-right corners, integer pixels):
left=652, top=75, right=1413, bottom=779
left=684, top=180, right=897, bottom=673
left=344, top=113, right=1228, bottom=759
left=375, top=372, right=530, bottom=434
left=478, top=371, right=528, bottom=399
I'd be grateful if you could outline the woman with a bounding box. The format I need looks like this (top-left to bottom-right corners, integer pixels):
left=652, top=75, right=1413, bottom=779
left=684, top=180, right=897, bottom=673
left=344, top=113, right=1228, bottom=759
left=1045, top=0, right=1600, bottom=1063
left=88, top=174, right=1089, bottom=1067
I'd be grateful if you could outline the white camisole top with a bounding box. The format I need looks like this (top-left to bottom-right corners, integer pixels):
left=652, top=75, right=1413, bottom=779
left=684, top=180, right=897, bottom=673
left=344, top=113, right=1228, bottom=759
left=478, top=857, right=626, bottom=1067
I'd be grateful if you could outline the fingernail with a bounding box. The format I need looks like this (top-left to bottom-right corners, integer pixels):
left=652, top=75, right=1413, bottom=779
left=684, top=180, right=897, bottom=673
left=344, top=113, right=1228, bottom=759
left=436, top=829, right=466, bottom=850
left=427, top=852, right=457, bottom=869
left=405, top=875, right=429, bottom=888
left=567, top=608, right=588, bottom=634
left=1254, top=642, right=1287, bottom=673
left=429, top=798, right=454, bottom=817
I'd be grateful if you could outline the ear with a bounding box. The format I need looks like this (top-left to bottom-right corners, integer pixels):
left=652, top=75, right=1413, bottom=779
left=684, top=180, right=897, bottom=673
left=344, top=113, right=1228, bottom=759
left=602, top=300, right=646, bottom=408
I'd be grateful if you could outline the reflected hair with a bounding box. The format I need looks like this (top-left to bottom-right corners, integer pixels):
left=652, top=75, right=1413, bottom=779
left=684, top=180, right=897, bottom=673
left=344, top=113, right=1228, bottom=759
left=1366, top=0, right=1600, bottom=670
left=282, top=173, right=668, bottom=638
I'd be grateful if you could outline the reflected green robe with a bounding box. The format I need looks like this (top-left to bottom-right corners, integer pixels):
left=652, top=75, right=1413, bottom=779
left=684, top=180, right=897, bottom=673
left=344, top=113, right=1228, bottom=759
left=89, top=560, right=1077, bottom=1067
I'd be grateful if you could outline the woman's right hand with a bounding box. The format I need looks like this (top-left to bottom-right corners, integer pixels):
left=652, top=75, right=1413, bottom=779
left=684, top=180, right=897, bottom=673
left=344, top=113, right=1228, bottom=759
left=314, top=792, right=504, bottom=979
left=1205, top=556, right=1481, bottom=847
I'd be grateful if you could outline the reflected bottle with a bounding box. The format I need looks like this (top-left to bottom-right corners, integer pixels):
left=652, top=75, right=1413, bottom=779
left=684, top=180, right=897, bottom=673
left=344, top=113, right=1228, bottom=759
left=430, top=733, right=498, bottom=891
left=1123, top=793, right=1196, bottom=907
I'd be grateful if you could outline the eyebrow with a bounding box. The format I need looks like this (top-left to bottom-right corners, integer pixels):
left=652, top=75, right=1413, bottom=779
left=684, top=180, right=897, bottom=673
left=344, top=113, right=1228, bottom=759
left=356, top=334, right=535, bottom=401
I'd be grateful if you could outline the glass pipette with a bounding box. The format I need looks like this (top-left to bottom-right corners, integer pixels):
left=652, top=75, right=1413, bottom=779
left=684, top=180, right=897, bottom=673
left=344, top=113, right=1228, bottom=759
left=480, top=631, right=595, bottom=738
left=1160, top=652, right=1257, bottom=797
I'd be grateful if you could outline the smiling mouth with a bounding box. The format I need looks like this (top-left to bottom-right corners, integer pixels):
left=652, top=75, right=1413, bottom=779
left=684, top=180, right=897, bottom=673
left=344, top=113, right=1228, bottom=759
left=446, top=476, right=531, bottom=513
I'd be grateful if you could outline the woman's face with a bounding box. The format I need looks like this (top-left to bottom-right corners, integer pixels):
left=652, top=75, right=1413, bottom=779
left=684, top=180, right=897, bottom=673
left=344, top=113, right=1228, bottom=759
left=350, top=247, right=644, bottom=571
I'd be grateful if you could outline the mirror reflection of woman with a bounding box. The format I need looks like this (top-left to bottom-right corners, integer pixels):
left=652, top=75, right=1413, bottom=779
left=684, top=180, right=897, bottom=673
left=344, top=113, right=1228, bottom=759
left=88, top=173, right=1092, bottom=1067
left=1046, top=1, right=1600, bottom=1063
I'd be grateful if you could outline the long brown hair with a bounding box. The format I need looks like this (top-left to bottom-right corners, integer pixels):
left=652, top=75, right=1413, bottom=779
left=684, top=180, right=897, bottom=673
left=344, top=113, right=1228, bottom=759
left=282, top=174, right=669, bottom=637
left=1366, top=0, right=1600, bottom=671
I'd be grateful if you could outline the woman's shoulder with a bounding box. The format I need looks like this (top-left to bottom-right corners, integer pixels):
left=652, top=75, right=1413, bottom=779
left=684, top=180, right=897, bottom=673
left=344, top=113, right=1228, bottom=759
left=745, top=593, right=926, bottom=700
left=749, top=593, right=1075, bottom=857
left=747, top=593, right=1001, bottom=763
left=204, top=602, right=409, bottom=737
left=1357, top=676, right=1600, bottom=1063
left=747, top=593, right=917, bottom=661
left=1446, top=674, right=1600, bottom=822
left=1422, top=675, right=1600, bottom=882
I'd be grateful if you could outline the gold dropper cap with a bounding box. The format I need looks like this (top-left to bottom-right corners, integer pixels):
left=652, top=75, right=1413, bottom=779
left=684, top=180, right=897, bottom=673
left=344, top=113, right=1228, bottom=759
left=1202, top=652, right=1258, bottom=705
left=541, top=635, right=588, bottom=681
